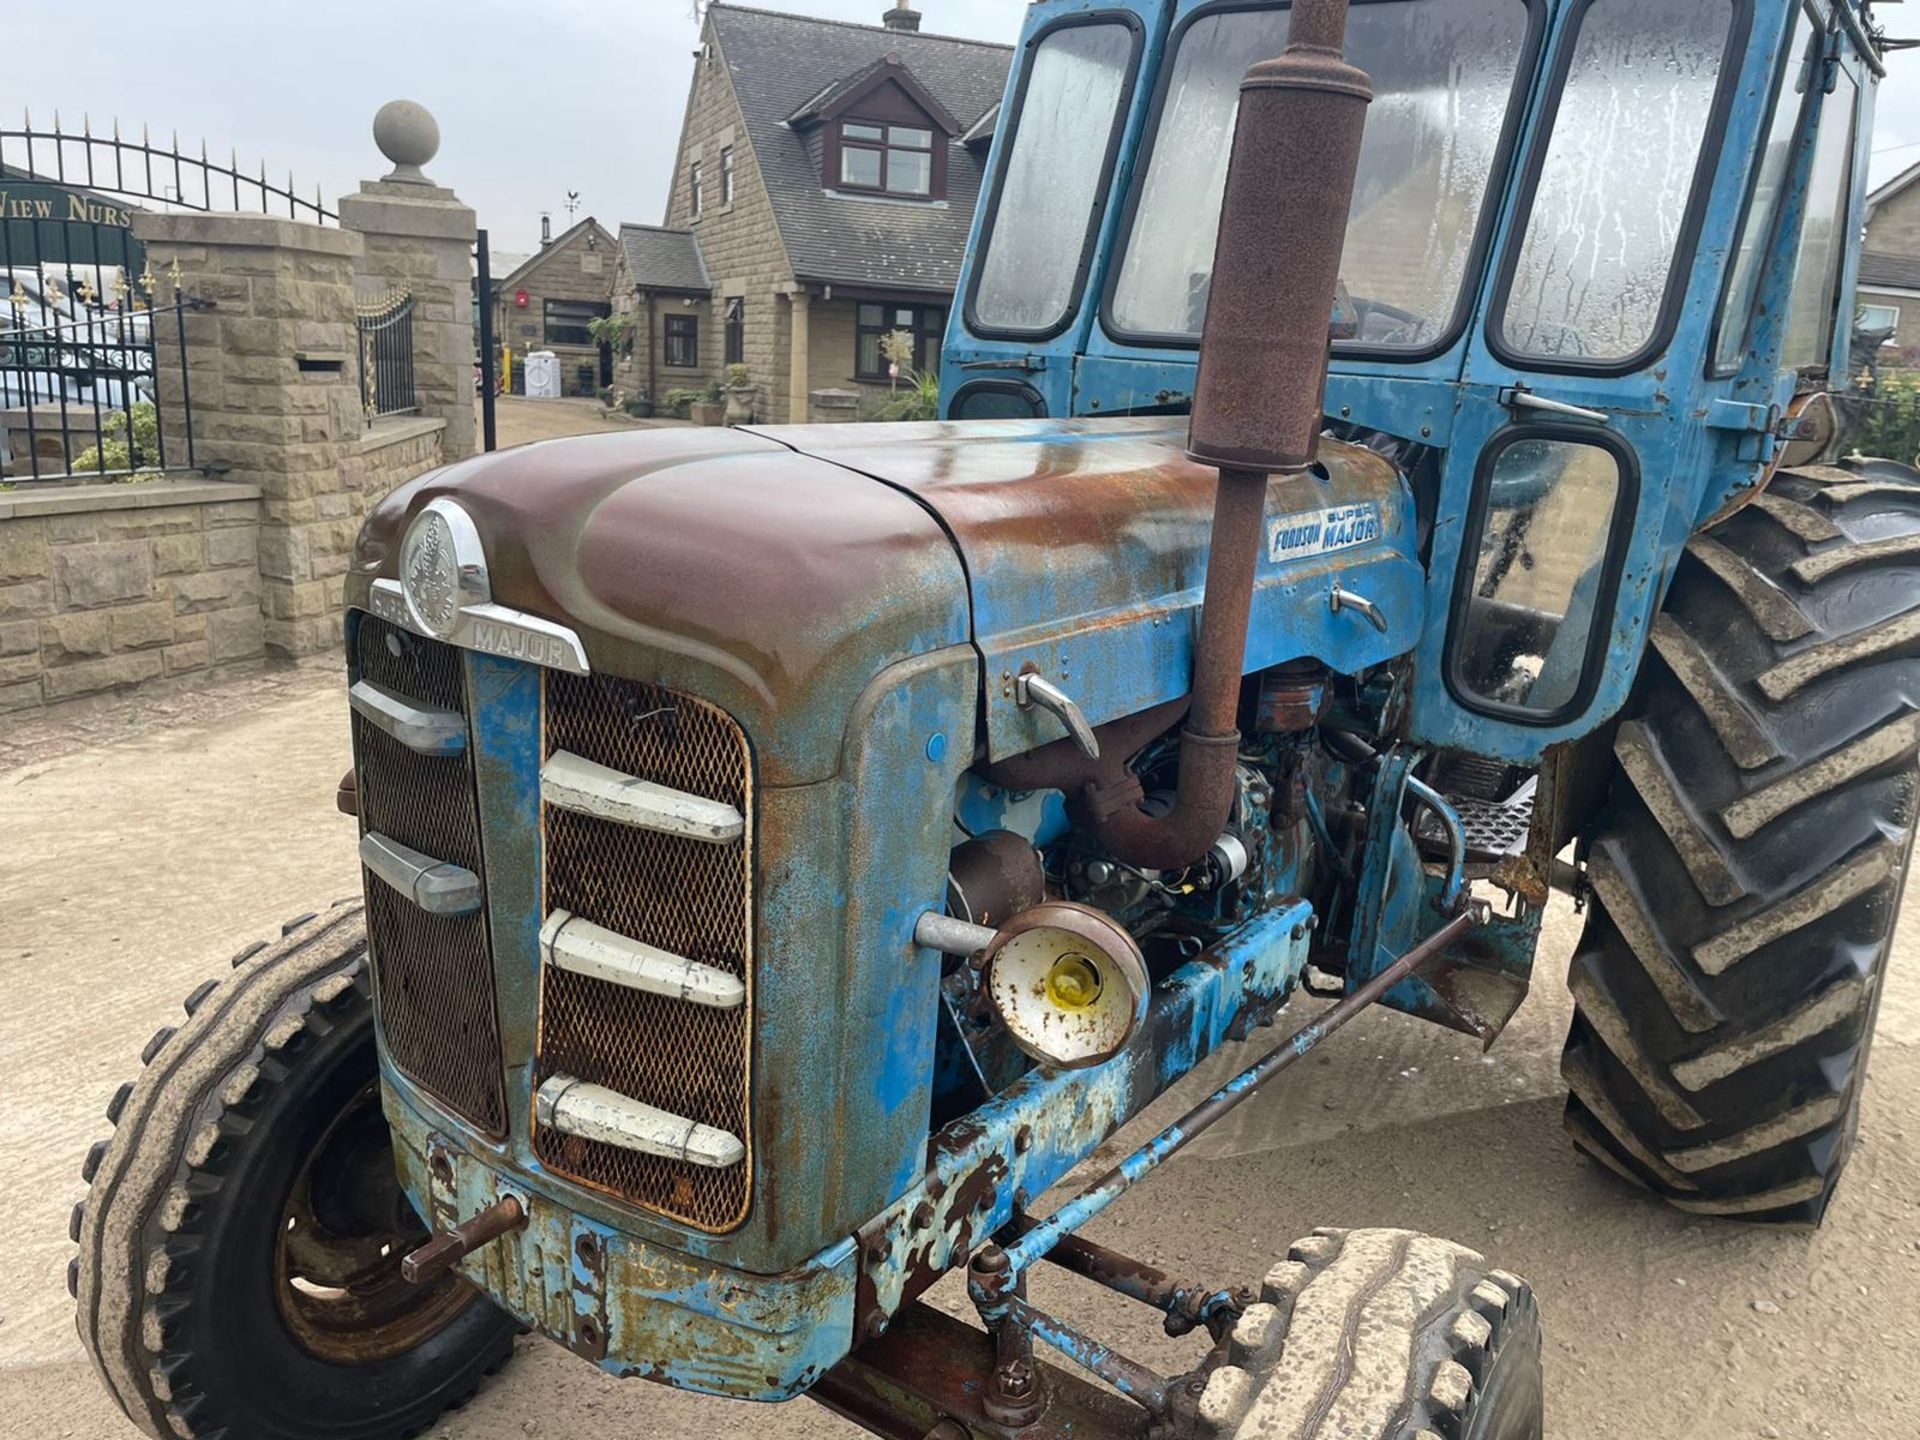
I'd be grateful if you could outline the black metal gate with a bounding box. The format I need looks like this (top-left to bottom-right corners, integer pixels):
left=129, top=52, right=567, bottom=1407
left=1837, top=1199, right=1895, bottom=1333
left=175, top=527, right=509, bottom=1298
left=1, top=112, right=332, bottom=482
left=475, top=228, right=497, bottom=451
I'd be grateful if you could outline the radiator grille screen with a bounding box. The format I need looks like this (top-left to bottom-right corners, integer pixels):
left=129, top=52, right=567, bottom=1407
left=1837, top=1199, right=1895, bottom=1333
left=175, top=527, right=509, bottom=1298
left=351, top=614, right=508, bottom=1137
left=534, top=671, right=754, bottom=1232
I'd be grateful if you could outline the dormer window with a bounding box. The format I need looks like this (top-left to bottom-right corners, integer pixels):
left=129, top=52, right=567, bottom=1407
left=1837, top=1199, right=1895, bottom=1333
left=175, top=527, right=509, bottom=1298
left=839, top=120, right=933, bottom=196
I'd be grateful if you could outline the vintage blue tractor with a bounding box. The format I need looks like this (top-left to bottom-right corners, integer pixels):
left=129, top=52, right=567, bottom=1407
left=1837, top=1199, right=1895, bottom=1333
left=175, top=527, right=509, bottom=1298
left=73, top=2, right=1912, bottom=1438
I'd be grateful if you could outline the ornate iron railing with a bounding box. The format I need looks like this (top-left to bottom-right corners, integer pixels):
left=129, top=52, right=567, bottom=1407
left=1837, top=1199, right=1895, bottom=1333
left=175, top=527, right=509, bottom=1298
left=1, top=227, right=192, bottom=483
left=358, top=290, right=417, bottom=422
left=1, top=112, right=335, bottom=222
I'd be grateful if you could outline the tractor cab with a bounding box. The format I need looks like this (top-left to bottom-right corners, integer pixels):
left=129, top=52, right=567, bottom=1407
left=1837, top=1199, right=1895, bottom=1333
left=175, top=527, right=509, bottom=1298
left=946, top=0, right=1883, bottom=761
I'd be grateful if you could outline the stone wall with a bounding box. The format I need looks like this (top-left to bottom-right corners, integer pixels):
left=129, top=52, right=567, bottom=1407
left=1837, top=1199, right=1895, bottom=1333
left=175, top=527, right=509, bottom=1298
left=0, top=416, right=443, bottom=715
left=0, top=479, right=266, bottom=712
left=610, top=284, right=718, bottom=405
left=340, top=179, right=477, bottom=458
left=495, top=221, right=616, bottom=395
left=1868, top=182, right=1920, bottom=256
left=668, top=31, right=803, bottom=419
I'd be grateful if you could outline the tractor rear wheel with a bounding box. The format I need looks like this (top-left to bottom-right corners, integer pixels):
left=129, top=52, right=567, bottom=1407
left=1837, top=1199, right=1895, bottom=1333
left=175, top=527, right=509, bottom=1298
left=1562, top=456, right=1920, bottom=1223
left=1193, top=1227, right=1542, bottom=1440
left=71, top=904, right=518, bottom=1440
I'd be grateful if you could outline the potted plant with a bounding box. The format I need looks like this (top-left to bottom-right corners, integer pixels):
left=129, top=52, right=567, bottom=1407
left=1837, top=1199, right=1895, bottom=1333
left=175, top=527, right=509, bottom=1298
left=723, top=363, right=755, bottom=424
left=663, top=387, right=701, bottom=420
left=624, top=388, right=654, bottom=420
left=691, top=378, right=727, bottom=426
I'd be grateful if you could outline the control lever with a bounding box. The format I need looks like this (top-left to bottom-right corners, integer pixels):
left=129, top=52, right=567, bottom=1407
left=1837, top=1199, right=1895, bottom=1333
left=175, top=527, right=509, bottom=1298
left=1330, top=584, right=1388, bottom=633
left=1016, top=672, right=1100, bottom=760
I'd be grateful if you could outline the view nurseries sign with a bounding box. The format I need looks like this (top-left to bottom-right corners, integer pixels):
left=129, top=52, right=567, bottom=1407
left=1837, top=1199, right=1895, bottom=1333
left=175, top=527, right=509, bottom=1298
left=0, top=185, right=136, bottom=227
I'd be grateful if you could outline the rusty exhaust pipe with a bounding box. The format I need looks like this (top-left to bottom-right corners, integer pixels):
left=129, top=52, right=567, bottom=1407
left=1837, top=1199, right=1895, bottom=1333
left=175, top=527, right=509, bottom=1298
left=1005, top=0, right=1371, bottom=871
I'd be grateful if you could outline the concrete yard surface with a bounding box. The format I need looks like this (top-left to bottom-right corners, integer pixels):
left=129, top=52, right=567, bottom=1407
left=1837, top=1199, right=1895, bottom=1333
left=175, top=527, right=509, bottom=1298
left=2, top=668, right=1917, bottom=1439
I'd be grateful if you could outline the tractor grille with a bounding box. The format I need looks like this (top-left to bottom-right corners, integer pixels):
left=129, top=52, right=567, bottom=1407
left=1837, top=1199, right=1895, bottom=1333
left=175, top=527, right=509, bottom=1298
left=351, top=615, right=508, bottom=1137
left=533, top=671, right=755, bottom=1232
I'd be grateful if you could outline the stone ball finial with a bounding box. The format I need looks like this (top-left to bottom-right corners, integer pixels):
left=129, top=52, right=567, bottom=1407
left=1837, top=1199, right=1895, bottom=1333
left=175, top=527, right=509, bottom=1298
left=373, top=100, right=440, bottom=184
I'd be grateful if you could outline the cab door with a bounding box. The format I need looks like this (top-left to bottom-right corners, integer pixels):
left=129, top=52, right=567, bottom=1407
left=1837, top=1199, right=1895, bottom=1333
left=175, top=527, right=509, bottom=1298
left=1408, top=0, right=1812, bottom=762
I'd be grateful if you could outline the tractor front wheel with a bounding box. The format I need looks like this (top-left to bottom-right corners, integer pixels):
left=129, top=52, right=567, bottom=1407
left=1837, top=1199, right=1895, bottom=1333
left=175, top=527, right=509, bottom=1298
left=71, top=903, right=518, bottom=1440
left=1195, top=1227, right=1542, bottom=1440
left=1563, top=457, right=1920, bottom=1222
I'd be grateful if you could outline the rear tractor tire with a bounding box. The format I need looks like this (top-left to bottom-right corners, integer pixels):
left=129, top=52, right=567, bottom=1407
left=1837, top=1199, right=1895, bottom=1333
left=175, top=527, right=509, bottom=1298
left=1194, top=1228, right=1542, bottom=1440
left=71, top=903, right=519, bottom=1440
left=1563, top=457, right=1920, bottom=1223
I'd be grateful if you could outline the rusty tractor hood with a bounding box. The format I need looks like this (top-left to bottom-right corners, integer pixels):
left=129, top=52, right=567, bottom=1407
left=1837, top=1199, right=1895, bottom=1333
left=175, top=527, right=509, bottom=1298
left=350, top=418, right=1421, bottom=782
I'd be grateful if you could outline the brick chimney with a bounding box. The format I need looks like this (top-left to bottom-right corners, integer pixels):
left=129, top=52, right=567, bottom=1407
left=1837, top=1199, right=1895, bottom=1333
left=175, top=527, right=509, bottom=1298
left=882, top=2, right=920, bottom=32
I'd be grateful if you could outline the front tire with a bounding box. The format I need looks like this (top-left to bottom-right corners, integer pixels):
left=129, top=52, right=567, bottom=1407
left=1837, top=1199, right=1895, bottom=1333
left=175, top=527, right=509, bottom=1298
left=72, top=904, right=518, bottom=1440
left=1194, top=1228, right=1542, bottom=1440
left=1562, top=457, right=1920, bottom=1223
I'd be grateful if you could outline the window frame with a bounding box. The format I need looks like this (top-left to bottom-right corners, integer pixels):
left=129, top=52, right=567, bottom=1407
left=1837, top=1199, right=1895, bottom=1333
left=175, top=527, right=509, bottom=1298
left=962, top=10, right=1145, bottom=344
left=1858, top=301, right=1901, bottom=333
left=689, top=160, right=704, bottom=219
left=1486, top=0, right=1755, bottom=378
left=1098, top=0, right=1546, bottom=363
left=1777, top=59, right=1861, bottom=373
left=724, top=297, right=745, bottom=366
left=1706, top=0, right=1827, bottom=378
left=1443, top=421, right=1642, bottom=726
left=663, top=313, right=699, bottom=368
left=836, top=120, right=937, bottom=198
left=947, top=377, right=1048, bottom=420
left=855, top=301, right=946, bottom=381
left=720, top=146, right=736, bottom=206
left=543, top=297, right=610, bottom=349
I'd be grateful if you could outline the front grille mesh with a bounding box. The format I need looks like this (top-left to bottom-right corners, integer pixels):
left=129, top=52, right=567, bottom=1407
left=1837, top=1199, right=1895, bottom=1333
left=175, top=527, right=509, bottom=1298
left=352, top=614, right=508, bottom=1137
left=534, top=671, right=754, bottom=1231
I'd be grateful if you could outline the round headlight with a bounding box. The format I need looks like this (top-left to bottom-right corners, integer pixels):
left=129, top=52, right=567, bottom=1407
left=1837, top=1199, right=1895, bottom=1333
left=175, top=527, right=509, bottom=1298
left=983, top=902, right=1148, bottom=1070
left=398, top=498, right=488, bottom=638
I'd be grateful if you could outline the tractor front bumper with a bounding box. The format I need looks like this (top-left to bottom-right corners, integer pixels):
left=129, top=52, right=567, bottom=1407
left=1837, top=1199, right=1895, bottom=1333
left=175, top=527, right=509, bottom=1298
left=382, top=1078, right=859, bottom=1401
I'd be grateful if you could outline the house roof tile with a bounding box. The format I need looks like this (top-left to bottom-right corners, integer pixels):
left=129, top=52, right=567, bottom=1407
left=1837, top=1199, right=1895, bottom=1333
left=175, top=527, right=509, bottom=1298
left=618, top=223, right=711, bottom=293
left=1860, top=250, right=1920, bottom=293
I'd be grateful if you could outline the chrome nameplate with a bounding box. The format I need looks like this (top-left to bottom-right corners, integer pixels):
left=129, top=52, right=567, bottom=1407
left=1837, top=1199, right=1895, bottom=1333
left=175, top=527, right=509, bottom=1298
left=363, top=578, right=590, bottom=675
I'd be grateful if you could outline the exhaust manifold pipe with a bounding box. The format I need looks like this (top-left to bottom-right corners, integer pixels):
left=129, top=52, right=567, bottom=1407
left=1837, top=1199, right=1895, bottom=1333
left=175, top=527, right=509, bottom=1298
left=993, top=0, right=1372, bottom=871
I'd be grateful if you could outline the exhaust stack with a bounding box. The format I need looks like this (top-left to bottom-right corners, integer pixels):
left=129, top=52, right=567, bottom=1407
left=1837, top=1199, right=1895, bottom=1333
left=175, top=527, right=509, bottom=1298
left=1078, top=0, right=1373, bottom=869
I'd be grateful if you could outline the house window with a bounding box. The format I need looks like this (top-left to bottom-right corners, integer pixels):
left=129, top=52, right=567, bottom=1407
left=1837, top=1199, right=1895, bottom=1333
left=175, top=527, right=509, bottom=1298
left=724, top=297, right=745, bottom=365
left=838, top=121, right=935, bottom=197
left=690, top=160, right=703, bottom=218
left=720, top=147, right=736, bottom=206
left=544, top=298, right=609, bottom=347
left=855, top=302, right=944, bottom=379
left=664, top=314, right=699, bottom=368
left=1859, top=303, right=1901, bottom=336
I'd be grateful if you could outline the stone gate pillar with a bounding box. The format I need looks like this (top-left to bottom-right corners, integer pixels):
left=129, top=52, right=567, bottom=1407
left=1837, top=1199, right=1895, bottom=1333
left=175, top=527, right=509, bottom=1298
left=133, top=212, right=365, bottom=659
left=339, top=102, right=477, bottom=460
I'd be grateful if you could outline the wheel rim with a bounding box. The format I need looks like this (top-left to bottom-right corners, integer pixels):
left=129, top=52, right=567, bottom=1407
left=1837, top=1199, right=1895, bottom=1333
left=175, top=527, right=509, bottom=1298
left=274, top=1081, right=477, bottom=1362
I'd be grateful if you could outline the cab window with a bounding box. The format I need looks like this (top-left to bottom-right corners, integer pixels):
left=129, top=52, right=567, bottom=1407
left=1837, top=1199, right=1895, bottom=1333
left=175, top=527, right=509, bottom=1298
left=1450, top=432, right=1631, bottom=720
left=1108, top=0, right=1534, bottom=352
left=968, top=19, right=1138, bottom=337
left=1713, top=2, right=1823, bottom=373
left=1498, top=0, right=1736, bottom=365
left=1779, top=65, right=1860, bottom=370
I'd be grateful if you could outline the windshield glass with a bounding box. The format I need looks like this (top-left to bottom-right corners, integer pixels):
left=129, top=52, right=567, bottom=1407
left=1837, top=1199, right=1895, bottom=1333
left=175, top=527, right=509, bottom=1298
left=1499, top=0, right=1734, bottom=363
left=1108, top=0, right=1533, bottom=350
left=970, top=21, right=1137, bottom=335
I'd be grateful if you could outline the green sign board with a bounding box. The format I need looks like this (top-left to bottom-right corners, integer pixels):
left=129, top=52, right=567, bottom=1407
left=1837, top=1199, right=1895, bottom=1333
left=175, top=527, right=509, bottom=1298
left=0, top=177, right=145, bottom=273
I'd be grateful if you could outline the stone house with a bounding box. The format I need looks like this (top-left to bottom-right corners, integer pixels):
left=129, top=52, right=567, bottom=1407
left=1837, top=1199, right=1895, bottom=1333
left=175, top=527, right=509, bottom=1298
left=491, top=217, right=617, bottom=395
left=608, top=224, right=714, bottom=407
left=636, top=1, right=1010, bottom=423
left=1858, top=162, right=1920, bottom=354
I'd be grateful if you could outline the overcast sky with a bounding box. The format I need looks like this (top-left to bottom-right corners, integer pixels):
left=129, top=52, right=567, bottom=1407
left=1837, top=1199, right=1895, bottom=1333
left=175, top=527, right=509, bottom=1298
left=10, top=0, right=1920, bottom=258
